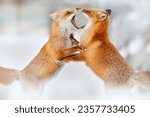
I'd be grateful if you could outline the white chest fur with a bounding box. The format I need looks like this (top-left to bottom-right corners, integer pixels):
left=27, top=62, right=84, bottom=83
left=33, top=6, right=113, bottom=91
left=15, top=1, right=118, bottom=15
left=60, top=19, right=75, bottom=49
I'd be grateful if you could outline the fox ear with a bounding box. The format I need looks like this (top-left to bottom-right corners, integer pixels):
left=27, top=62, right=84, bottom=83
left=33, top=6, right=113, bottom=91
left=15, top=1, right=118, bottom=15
left=49, top=12, right=59, bottom=20
left=105, top=9, right=111, bottom=15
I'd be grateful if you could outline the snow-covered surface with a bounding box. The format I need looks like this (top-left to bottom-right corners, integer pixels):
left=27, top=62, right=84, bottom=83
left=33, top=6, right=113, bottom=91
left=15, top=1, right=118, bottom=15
left=0, top=0, right=150, bottom=99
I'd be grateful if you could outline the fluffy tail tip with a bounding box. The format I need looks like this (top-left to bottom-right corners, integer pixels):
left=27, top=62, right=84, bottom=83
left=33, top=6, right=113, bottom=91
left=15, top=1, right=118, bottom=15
left=0, top=67, right=20, bottom=85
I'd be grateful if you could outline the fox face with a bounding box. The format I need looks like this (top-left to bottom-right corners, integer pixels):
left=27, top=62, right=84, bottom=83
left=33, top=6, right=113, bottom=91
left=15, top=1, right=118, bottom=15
left=50, top=8, right=111, bottom=44
left=49, top=8, right=87, bottom=40
left=81, top=8, right=111, bottom=35
left=82, top=8, right=111, bottom=22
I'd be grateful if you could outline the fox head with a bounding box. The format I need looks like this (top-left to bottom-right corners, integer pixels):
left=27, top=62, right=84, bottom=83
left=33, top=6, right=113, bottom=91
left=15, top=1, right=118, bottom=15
left=49, top=8, right=111, bottom=43
left=49, top=8, right=87, bottom=39
left=75, top=8, right=112, bottom=40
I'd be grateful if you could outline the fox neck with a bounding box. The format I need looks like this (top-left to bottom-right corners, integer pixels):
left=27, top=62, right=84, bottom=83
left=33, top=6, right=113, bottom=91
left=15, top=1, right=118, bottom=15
left=80, top=23, right=109, bottom=46
left=83, top=24, right=135, bottom=86
left=50, top=21, right=72, bottom=49
left=50, top=22, right=63, bottom=39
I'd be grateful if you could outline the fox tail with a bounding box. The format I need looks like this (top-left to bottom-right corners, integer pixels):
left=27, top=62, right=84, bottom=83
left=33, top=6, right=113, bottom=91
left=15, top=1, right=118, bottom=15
left=134, top=71, right=150, bottom=90
left=0, top=66, right=21, bottom=85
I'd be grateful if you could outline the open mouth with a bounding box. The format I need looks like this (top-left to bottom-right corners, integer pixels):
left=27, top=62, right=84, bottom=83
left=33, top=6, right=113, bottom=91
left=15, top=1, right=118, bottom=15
left=71, top=15, right=86, bottom=29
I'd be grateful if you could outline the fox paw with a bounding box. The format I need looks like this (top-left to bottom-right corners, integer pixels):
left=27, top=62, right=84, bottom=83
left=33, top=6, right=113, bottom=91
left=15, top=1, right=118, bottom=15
left=79, top=45, right=88, bottom=52
left=55, top=60, right=65, bottom=65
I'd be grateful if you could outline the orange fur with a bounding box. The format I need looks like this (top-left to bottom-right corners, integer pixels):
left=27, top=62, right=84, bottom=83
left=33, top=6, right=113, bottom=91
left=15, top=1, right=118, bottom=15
left=0, top=8, right=79, bottom=87
left=59, top=9, right=150, bottom=88
left=59, top=9, right=150, bottom=90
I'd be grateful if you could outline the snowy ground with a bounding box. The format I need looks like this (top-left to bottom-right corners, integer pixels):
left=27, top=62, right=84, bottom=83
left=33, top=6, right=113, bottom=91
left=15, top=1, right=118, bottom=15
left=0, top=0, right=150, bottom=99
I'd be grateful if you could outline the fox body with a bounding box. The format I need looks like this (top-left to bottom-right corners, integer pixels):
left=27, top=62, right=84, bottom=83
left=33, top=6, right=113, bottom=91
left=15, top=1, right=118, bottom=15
left=58, top=8, right=150, bottom=89
left=0, top=8, right=81, bottom=88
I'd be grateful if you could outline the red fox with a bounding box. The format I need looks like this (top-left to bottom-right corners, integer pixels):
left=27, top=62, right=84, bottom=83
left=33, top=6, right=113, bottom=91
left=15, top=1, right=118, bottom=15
left=0, top=8, right=84, bottom=89
left=57, top=8, right=150, bottom=90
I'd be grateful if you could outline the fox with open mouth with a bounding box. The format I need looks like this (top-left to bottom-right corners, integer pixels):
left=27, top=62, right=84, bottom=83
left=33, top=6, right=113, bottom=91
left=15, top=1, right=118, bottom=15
left=57, top=8, right=150, bottom=90
left=0, top=8, right=84, bottom=89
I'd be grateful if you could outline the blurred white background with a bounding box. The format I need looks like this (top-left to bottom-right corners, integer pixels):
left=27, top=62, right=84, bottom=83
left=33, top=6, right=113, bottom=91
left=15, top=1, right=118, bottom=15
left=0, top=0, right=150, bottom=99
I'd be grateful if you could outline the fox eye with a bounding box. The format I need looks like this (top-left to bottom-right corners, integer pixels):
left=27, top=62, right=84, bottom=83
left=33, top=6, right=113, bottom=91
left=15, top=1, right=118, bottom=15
left=64, top=11, right=73, bottom=17
left=100, top=13, right=107, bottom=21
left=66, top=11, right=70, bottom=13
left=66, top=11, right=72, bottom=15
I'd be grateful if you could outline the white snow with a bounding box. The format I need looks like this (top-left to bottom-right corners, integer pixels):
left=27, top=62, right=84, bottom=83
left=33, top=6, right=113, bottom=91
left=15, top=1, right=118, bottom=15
left=0, top=0, right=150, bottom=99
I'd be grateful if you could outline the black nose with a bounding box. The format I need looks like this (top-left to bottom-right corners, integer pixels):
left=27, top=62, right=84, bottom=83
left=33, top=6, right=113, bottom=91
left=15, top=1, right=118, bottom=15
left=76, top=8, right=81, bottom=10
